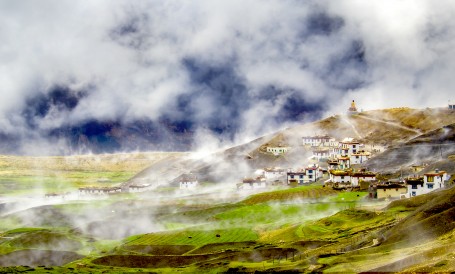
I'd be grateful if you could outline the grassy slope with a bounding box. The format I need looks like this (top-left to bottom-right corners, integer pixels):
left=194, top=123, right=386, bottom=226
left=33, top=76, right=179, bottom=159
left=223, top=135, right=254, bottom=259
left=1, top=184, right=454, bottom=273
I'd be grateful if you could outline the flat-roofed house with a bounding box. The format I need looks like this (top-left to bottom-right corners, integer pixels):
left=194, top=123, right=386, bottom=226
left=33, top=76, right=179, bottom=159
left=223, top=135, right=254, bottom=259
left=179, top=173, right=199, bottom=189
left=375, top=183, right=408, bottom=199
left=350, top=151, right=371, bottom=165
left=340, top=139, right=361, bottom=156
left=266, top=145, right=289, bottom=155
left=405, top=176, right=425, bottom=198
left=302, top=135, right=335, bottom=147
left=329, top=170, right=351, bottom=184
left=351, top=171, right=376, bottom=186
left=264, top=167, right=286, bottom=182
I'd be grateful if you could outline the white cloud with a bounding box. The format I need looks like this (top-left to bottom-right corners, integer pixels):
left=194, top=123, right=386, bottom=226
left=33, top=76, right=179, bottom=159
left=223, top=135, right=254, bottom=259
left=1, top=0, right=455, bottom=152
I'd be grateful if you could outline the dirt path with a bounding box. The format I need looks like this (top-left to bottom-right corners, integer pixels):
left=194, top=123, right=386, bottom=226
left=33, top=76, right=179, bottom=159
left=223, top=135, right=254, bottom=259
left=341, top=116, right=363, bottom=139
left=356, top=115, right=422, bottom=135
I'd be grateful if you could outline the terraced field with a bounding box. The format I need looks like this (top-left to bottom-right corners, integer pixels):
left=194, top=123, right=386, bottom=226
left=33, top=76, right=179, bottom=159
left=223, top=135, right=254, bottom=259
left=241, top=185, right=339, bottom=205
left=124, top=228, right=258, bottom=247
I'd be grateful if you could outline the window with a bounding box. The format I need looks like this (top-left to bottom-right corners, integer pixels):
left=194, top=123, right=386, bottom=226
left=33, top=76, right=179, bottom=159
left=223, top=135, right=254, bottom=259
left=290, top=175, right=294, bottom=179
left=427, top=176, right=434, bottom=182
left=300, top=180, right=304, bottom=184
left=309, top=175, right=313, bottom=179
left=427, top=184, right=433, bottom=189
left=299, top=175, right=304, bottom=179
left=308, top=170, right=313, bottom=173
left=412, top=185, right=418, bottom=189
left=341, top=176, right=344, bottom=179
left=412, top=191, right=416, bottom=196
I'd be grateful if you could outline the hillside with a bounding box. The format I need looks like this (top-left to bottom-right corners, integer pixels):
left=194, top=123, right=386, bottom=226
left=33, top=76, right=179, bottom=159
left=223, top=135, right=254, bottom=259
left=128, top=107, right=455, bottom=185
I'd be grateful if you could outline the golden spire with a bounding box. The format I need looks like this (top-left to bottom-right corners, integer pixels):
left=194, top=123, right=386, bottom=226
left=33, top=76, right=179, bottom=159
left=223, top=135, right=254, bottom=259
left=348, top=100, right=358, bottom=112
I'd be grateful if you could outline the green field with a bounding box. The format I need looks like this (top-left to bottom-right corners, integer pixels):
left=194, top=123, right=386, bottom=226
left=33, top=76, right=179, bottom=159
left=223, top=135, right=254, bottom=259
left=124, top=228, right=258, bottom=247
left=0, top=153, right=180, bottom=195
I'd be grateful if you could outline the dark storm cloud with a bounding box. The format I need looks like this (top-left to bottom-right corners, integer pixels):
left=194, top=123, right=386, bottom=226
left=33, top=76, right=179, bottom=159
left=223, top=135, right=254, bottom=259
left=0, top=0, right=454, bottom=153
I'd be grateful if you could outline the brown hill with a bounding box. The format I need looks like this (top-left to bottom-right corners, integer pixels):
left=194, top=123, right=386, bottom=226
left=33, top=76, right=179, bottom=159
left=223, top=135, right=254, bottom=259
left=384, top=186, right=455, bottom=246
left=128, top=108, right=455, bottom=185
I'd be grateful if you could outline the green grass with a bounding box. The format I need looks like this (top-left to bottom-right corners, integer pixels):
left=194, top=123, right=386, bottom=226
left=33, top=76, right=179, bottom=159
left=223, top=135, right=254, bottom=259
left=328, top=191, right=368, bottom=202
left=123, top=228, right=258, bottom=247
left=296, top=209, right=396, bottom=240
left=241, top=185, right=338, bottom=205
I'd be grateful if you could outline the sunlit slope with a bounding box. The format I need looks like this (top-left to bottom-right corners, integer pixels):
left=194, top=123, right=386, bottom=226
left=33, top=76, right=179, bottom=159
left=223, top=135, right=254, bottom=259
left=125, top=108, right=455, bottom=185
left=241, top=107, right=455, bottom=171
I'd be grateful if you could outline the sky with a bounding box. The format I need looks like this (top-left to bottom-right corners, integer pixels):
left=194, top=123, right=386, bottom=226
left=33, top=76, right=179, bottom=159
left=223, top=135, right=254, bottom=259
left=1, top=0, right=455, bottom=154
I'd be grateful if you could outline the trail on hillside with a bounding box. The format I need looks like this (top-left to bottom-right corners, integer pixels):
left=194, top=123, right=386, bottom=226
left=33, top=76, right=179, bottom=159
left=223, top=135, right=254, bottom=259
left=356, top=115, right=422, bottom=135
left=341, top=115, right=363, bottom=139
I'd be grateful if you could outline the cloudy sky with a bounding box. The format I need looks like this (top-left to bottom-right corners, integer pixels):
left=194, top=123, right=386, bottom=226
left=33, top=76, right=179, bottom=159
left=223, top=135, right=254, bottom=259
left=1, top=0, right=455, bottom=153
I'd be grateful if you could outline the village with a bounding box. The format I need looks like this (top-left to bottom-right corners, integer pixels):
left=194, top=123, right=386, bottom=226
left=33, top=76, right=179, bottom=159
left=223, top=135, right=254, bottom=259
left=70, top=100, right=454, bottom=202
left=236, top=100, right=453, bottom=201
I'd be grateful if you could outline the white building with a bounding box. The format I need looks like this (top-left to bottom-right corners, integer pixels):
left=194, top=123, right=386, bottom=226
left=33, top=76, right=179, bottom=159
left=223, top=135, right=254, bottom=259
left=287, top=171, right=306, bottom=185
left=340, top=139, right=361, bottom=155
left=312, top=149, right=330, bottom=161
left=350, top=151, right=371, bottom=165
left=287, top=165, right=323, bottom=185
left=302, top=136, right=335, bottom=147
left=351, top=171, right=376, bottom=186
left=405, top=170, right=448, bottom=197
left=263, top=167, right=286, bottom=182
left=179, top=174, right=199, bottom=189
left=329, top=170, right=351, bottom=184
left=305, top=165, right=323, bottom=182
left=266, top=145, right=289, bottom=155
left=327, top=157, right=350, bottom=170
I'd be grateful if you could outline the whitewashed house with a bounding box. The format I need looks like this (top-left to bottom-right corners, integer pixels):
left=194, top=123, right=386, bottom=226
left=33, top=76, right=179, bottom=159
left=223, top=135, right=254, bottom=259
left=179, top=174, right=199, bottom=189
left=329, top=170, right=351, bottom=184
left=350, top=151, right=371, bottom=165
left=302, top=136, right=335, bottom=147
left=312, top=149, right=330, bottom=161
left=405, top=170, right=448, bottom=197
left=264, top=167, right=286, bottom=182
left=266, top=145, right=289, bottom=155
left=288, top=165, right=324, bottom=185
left=424, top=169, right=448, bottom=190
left=287, top=170, right=306, bottom=185
left=327, top=157, right=351, bottom=170
left=305, top=164, right=323, bottom=182
left=340, top=139, right=361, bottom=156
left=351, top=171, right=376, bottom=186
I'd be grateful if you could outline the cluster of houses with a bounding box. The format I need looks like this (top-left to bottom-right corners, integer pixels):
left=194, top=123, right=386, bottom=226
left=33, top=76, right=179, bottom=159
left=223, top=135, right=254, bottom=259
left=240, top=127, right=452, bottom=200
left=303, top=136, right=371, bottom=164
left=369, top=169, right=450, bottom=199
left=238, top=164, right=326, bottom=190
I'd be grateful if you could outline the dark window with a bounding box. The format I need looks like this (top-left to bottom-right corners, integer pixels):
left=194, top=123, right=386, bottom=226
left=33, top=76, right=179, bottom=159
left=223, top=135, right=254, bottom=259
left=427, top=184, right=433, bottom=189
left=412, top=191, right=416, bottom=196
left=412, top=185, right=418, bottom=189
